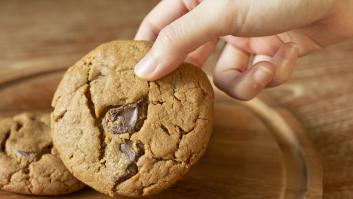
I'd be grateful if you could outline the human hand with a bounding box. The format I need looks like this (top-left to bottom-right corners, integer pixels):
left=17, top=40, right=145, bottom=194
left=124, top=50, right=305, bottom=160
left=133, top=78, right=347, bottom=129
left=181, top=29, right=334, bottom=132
left=134, top=0, right=353, bottom=100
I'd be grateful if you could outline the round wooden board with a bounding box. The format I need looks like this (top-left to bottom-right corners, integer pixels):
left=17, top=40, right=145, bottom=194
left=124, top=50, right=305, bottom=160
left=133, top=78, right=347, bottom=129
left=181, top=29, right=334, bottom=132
left=0, top=67, right=321, bottom=199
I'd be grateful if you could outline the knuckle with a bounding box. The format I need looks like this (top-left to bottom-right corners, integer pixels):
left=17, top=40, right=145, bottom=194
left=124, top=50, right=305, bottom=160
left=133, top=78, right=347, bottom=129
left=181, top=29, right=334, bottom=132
left=230, top=0, right=251, bottom=35
left=158, top=25, right=179, bottom=46
left=207, top=0, right=237, bottom=35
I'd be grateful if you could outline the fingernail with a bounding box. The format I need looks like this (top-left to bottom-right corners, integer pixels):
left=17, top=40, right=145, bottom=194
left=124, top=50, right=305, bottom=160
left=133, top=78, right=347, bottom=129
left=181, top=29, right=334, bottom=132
left=135, top=53, right=157, bottom=78
left=272, top=43, right=299, bottom=81
left=253, top=67, right=274, bottom=86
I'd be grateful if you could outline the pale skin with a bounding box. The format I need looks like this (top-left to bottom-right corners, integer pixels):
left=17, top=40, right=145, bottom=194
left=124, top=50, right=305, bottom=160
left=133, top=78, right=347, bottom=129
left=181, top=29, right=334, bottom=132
left=134, top=0, right=353, bottom=100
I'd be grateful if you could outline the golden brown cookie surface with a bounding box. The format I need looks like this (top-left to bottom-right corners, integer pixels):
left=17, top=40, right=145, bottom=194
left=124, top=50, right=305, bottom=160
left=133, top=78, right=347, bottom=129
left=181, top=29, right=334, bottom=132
left=0, top=113, right=84, bottom=195
left=51, top=40, right=214, bottom=197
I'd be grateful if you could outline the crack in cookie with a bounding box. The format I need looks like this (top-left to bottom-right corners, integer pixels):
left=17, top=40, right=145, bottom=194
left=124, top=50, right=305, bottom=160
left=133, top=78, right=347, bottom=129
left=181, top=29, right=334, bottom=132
left=115, top=141, right=144, bottom=184
left=85, top=63, right=108, bottom=163
left=160, top=124, right=171, bottom=136
left=0, top=129, right=10, bottom=152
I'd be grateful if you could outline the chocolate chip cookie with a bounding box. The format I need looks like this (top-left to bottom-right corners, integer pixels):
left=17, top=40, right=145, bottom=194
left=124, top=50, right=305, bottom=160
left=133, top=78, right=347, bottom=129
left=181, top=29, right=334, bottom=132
left=0, top=112, right=84, bottom=195
left=51, top=40, right=214, bottom=197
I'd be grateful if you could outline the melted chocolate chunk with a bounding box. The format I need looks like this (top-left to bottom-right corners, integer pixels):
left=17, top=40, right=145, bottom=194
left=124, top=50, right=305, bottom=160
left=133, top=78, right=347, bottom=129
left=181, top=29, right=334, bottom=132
left=15, top=144, right=53, bottom=160
left=16, top=150, right=36, bottom=158
left=102, top=100, right=147, bottom=134
left=115, top=141, right=145, bottom=184
left=126, top=163, right=138, bottom=175
left=120, top=142, right=135, bottom=161
left=120, top=141, right=145, bottom=161
left=120, top=142, right=136, bottom=161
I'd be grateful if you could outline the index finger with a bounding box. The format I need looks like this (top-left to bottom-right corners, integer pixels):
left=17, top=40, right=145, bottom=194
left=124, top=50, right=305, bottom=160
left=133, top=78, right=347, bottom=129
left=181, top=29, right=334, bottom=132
left=135, top=0, right=190, bottom=41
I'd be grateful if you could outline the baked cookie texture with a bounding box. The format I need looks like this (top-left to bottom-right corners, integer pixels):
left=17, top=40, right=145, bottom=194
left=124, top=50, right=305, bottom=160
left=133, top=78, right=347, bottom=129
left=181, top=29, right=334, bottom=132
left=0, top=113, right=84, bottom=195
left=51, top=40, right=214, bottom=197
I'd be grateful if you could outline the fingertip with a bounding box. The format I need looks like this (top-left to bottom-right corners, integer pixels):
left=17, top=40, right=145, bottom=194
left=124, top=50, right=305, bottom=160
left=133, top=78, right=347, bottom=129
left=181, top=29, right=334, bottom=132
left=134, top=53, right=158, bottom=80
left=285, top=42, right=299, bottom=54
left=134, top=49, right=185, bottom=81
left=234, top=62, right=275, bottom=100
left=268, top=42, right=298, bottom=86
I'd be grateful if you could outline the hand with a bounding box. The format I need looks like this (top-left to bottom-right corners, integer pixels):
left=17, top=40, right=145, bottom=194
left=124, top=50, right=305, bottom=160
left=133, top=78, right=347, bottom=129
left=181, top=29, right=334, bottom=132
left=134, top=0, right=353, bottom=100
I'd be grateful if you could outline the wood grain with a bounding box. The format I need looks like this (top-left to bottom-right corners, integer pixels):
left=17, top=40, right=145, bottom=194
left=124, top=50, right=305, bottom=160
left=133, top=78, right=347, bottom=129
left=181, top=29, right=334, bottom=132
left=263, top=40, right=353, bottom=199
left=1, top=0, right=353, bottom=198
left=0, top=0, right=157, bottom=72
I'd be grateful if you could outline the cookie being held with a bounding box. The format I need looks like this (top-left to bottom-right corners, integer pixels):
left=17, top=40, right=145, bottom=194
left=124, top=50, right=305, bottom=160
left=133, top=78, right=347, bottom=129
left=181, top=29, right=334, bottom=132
left=51, top=40, right=214, bottom=197
left=0, top=113, right=85, bottom=195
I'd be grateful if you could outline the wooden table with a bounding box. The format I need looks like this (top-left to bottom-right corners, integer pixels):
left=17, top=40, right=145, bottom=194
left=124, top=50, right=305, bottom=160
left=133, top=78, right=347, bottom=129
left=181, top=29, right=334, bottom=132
left=1, top=1, right=353, bottom=198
